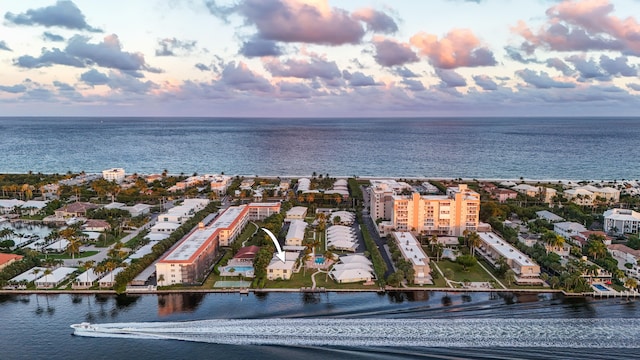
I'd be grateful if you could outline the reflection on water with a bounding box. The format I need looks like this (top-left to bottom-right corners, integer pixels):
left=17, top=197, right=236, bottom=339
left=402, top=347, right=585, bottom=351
left=157, top=293, right=205, bottom=316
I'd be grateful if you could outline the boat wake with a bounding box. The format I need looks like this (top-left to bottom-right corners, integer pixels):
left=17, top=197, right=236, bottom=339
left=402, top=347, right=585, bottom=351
left=71, top=318, right=640, bottom=348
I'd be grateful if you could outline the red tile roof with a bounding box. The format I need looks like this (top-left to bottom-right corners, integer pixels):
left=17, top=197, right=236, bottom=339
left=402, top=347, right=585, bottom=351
left=234, top=245, right=260, bottom=259
left=0, top=253, right=23, bottom=265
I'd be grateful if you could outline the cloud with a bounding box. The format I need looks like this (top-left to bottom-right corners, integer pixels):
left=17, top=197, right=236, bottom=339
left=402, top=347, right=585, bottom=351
left=264, top=57, right=341, bottom=79
left=599, top=55, right=637, bottom=77
left=104, top=71, right=157, bottom=94
left=410, top=29, right=496, bottom=69
left=0, top=84, right=27, bottom=93
left=504, top=46, right=539, bottom=64
left=393, top=66, right=419, bottom=78
left=472, top=75, right=498, bottom=90
left=80, top=69, right=109, bottom=86
left=42, top=32, right=65, bottom=42
left=401, top=78, right=425, bottom=92
left=342, top=70, right=378, bottom=87
left=0, top=40, right=11, bottom=51
left=372, top=37, right=418, bottom=67
left=277, top=81, right=313, bottom=99
left=206, top=0, right=396, bottom=45
left=220, top=62, right=273, bottom=93
left=352, top=8, right=398, bottom=34
left=628, top=83, right=640, bottom=91
left=546, top=57, right=574, bottom=76
left=14, top=48, right=85, bottom=68
left=239, top=37, right=283, bottom=57
left=66, top=34, right=159, bottom=72
left=566, top=55, right=608, bottom=80
left=52, top=81, right=74, bottom=91
left=516, top=69, right=576, bottom=89
left=155, top=38, right=197, bottom=56
left=4, top=0, right=101, bottom=32
left=435, top=69, right=467, bottom=87
left=513, top=0, right=640, bottom=55
left=195, top=63, right=211, bottom=71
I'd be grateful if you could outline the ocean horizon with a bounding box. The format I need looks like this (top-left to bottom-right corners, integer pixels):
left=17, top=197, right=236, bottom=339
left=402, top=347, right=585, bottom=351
left=1, top=116, right=638, bottom=180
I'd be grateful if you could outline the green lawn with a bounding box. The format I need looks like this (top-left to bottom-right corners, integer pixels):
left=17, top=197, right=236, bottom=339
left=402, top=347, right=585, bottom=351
left=436, top=259, right=495, bottom=283
left=265, top=271, right=313, bottom=289
left=41, top=251, right=99, bottom=260
left=237, top=222, right=258, bottom=246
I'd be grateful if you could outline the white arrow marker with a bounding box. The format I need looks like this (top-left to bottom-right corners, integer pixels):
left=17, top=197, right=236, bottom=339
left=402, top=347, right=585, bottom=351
left=261, top=228, right=286, bottom=263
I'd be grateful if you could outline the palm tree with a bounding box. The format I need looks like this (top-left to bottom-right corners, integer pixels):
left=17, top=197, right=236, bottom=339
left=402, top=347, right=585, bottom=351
left=467, top=232, right=481, bottom=257
left=82, top=260, right=96, bottom=282
left=625, top=278, right=638, bottom=291
left=504, top=269, right=516, bottom=286
left=586, top=239, right=607, bottom=260
left=429, top=234, right=438, bottom=251
left=66, top=236, right=82, bottom=260
left=302, top=251, right=312, bottom=276
left=543, top=232, right=565, bottom=254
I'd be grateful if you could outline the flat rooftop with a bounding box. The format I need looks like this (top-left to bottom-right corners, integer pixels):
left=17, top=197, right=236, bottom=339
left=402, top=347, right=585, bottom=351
left=479, top=232, right=536, bottom=268
left=163, top=206, right=246, bottom=262
left=393, top=232, right=428, bottom=266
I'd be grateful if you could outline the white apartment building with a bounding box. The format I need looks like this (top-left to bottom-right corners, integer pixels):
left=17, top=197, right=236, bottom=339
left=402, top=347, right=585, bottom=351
left=604, top=208, right=640, bottom=235
left=102, top=168, right=125, bottom=183
left=369, top=179, right=412, bottom=221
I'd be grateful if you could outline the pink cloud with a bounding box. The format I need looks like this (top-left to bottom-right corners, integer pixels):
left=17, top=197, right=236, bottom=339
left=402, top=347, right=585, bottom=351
left=409, top=29, right=496, bottom=69
left=513, top=0, right=640, bottom=55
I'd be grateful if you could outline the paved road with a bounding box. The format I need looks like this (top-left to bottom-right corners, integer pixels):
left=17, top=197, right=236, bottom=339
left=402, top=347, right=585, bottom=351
left=359, top=185, right=394, bottom=278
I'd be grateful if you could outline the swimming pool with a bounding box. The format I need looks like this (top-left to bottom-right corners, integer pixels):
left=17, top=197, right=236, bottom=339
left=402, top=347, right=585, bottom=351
left=222, top=266, right=253, bottom=273
left=315, top=256, right=325, bottom=264
left=593, top=284, right=609, bottom=291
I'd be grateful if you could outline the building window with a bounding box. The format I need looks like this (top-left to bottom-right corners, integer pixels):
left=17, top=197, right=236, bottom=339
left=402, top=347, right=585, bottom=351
left=269, top=269, right=273, bottom=273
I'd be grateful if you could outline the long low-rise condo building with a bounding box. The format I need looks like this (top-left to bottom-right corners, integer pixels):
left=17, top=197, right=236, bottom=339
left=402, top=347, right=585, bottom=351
left=392, top=232, right=432, bottom=285
left=477, top=232, right=541, bottom=283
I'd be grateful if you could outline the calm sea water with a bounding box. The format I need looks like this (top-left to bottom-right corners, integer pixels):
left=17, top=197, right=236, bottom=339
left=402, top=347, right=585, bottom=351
left=1, top=117, right=638, bottom=180
left=1, top=291, right=639, bottom=359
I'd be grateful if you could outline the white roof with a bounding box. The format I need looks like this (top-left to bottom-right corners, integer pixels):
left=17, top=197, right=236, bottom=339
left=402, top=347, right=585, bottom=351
left=129, top=243, right=155, bottom=259
left=151, top=222, right=181, bottom=231
left=329, top=268, right=373, bottom=283
left=554, top=221, right=588, bottom=233
left=327, top=225, right=355, bottom=235
left=35, top=267, right=76, bottom=284
left=266, top=252, right=299, bottom=270
left=0, top=199, right=24, bottom=208
left=83, top=231, right=101, bottom=240
left=536, top=210, right=564, bottom=222
left=104, top=202, right=125, bottom=210
left=604, top=208, right=640, bottom=221
left=329, top=211, right=355, bottom=222
left=145, top=233, right=170, bottom=241
left=332, top=262, right=373, bottom=272
left=286, top=206, right=308, bottom=217
left=513, top=184, right=539, bottom=192
left=98, top=267, right=125, bottom=283
left=10, top=267, right=47, bottom=283
left=393, top=232, right=429, bottom=266
left=297, top=178, right=311, bottom=192
left=499, top=181, right=517, bottom=187
left=22, top=200, right=48, bottom=209
left=75, top=269, right=100, bottom=283
left=327, top=239, right=358, bottom=251
left=45, top=239, right=70, bottom=251
left=286, top=220, right=307, bottom=241
left=339, top=254, right=372, bottom=266
left=565, top=188, right=594, bottom=196
left=478, top=232, right=537, bottom=269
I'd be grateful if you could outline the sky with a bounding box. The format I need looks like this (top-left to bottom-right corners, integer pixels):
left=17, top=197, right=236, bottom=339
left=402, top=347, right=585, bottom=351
left=1, top=0, right=640, bottom=117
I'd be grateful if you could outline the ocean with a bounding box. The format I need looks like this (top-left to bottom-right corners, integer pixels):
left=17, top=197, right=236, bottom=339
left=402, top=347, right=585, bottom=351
left=1, top=116, right=638, bottom=180
left=1, top=291, right=640, bottom=360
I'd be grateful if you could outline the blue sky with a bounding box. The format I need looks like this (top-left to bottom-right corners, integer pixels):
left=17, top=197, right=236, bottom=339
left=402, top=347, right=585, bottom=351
left=1, top=0, right=640, bottom=117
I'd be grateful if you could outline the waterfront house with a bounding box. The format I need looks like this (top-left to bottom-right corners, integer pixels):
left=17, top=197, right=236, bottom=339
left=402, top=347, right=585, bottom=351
left=329, top=254, right=374, bottom=283
left=82, top=219, right=111, bottom=232
left=266, top=251, right=300, bottom=280
left=73, top=269, right=100, bottom=289
left=34, top=267, right=76, bottom=289
left=98, top=267, right=125, bottom=288
left=607, top=244, right=640, bottom=280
